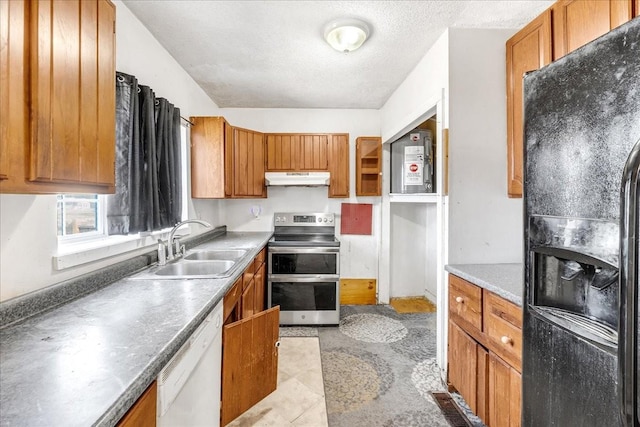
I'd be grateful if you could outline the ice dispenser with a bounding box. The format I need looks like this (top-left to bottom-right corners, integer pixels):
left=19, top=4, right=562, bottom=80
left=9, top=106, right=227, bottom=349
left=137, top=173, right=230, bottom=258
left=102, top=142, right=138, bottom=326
left=531, top=246, right=618, bottom=347
left=391, top=129, right=435, bottom=194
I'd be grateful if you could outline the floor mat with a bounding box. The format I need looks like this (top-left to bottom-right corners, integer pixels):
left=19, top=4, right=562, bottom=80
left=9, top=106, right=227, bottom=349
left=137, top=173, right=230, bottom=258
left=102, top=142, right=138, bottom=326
left=318, top=304, right=483, bottom=427
left=279, top=326, right=319, bottom=337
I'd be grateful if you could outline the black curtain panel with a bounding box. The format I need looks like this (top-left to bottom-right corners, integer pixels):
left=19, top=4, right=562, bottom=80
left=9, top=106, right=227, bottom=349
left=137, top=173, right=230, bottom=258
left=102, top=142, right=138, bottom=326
left=107, top=72, right=183, bottom=235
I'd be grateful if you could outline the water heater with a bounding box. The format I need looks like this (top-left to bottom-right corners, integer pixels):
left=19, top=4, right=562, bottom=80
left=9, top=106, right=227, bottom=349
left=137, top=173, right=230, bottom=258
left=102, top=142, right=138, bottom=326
left=391, top=129, right=434, bottom=194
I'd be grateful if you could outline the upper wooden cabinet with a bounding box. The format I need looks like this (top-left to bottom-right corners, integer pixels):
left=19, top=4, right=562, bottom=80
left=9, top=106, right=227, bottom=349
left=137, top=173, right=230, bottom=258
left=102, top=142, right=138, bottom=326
left=265, top=134, right=328, bottom=171
left=505, top=0, right=634, bottom=198
left=264, top=132, right=350, bottom=198
left=0, top=0, right=117, bottom=194
left=328, top=134, right=350, bottom=198
left=506, top=10, right=552, bottom=198
left=355, top=136, right=382, bottom=196
left=552, top=0, right=633, bottom=60
left=232, top=127, right=266, bottom=198
left=190, top=117, right=266, bottom=199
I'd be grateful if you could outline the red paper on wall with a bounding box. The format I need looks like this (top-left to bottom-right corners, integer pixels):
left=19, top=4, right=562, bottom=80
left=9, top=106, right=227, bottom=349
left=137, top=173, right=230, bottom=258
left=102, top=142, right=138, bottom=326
left=340, top=203, right=372, bottom=235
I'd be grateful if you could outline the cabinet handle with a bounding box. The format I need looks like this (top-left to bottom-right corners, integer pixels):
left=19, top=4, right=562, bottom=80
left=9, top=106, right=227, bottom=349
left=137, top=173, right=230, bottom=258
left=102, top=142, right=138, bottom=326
left=501, top=335, right=512, bottom=345
left=455, top=296, right=463, bottom=303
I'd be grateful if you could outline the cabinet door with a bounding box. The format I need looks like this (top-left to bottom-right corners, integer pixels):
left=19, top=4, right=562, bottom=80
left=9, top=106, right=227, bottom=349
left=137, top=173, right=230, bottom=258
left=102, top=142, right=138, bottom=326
left=190, top=116, right=227, bottom=198
left=328, top=134, right=349, bottom=198
left=241, top=277, right=255, bottom=319
left=356, top=136, right=382, bottom=196
left=30, top=0, right=115, bottom=187
left=476, top=346, right=489, bottom=425
left=635, top=0, right=639, bottom=17
left=232, top=127, right=265, bottom=198
left=489, top=352, right=521, bottom=427
left=221, top=306, right=280, bottom=426
left=298, top=135, right=328, bottom=170
left=265, top=134, right=297, bottom=171
left=505, top=10, right=551, bottom=198
left=254, top=262, right=265, bottom=313
left=552, top=0, right=632, bottom=60
left=116, top=381, right=157, bottom=427
left=0, top=0, right=26, bottom=183
left=448, top=321, right=478, bottom=413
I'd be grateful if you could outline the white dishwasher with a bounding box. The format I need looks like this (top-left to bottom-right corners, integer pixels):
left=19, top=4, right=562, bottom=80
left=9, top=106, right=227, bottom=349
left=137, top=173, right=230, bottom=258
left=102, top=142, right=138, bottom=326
left=157, top=301, right=223, bottom=427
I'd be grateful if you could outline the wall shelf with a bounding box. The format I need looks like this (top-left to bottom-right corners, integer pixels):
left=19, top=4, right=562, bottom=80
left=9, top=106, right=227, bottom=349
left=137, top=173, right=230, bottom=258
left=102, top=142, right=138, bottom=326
left=356, top=136, right=382, bottom=196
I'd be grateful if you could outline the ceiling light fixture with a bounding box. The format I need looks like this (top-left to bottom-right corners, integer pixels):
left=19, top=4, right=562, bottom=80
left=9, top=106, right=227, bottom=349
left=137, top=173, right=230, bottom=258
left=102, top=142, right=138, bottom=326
left=323, top=19, right=370, bottom=53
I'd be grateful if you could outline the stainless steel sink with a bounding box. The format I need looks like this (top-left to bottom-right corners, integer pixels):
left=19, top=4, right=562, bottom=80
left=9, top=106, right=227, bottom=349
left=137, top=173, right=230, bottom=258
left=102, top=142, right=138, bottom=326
left=184, top=249, right=247, bottom=261
left=154, top=260, right=235, bottom=276
left=129, top=259, right=239, bottom=280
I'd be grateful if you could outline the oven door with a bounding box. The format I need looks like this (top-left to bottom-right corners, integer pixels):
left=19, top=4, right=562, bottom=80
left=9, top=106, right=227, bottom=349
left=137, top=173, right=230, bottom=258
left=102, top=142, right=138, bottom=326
left=268, top=246, right=339, bottom=276
left=267, top=276, right=339, bottom=325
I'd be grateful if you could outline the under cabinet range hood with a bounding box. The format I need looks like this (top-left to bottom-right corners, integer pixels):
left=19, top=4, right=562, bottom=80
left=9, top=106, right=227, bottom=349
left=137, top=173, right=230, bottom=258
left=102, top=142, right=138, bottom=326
left=264, top=172, right=330, bottom=186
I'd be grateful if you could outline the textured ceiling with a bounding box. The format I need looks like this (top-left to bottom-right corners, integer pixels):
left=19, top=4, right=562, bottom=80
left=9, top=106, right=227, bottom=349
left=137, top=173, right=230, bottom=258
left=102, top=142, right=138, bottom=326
left=122, top=0, right=554, bottom=109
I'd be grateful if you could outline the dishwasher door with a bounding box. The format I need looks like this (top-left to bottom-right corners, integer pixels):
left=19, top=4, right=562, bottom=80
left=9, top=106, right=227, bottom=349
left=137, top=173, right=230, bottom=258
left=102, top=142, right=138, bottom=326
left=157, top=301, right=223, bottom=427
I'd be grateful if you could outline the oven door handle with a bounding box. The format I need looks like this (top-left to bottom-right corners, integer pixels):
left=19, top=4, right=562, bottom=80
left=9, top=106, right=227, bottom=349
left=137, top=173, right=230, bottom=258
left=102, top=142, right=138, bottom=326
left=268, top=275, right=339, bottom=282
left=268, top=246, right=340, bottom=254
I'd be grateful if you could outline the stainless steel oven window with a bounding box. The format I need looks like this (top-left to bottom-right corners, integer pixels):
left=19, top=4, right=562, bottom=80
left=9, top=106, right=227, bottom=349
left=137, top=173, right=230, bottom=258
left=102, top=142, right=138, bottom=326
left=268, top=278, right=338, bottom=312
left=268, top=247, right=339, bottom=276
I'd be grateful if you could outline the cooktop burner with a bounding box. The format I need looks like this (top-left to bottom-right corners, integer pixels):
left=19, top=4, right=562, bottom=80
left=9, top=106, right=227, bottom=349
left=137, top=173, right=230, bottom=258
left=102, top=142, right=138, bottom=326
left=269, top=212, right=339, bottom=247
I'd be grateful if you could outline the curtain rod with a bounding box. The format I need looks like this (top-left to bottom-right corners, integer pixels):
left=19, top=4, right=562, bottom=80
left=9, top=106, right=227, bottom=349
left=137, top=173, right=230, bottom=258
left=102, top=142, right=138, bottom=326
left=180, top=116, right=195, bottom=126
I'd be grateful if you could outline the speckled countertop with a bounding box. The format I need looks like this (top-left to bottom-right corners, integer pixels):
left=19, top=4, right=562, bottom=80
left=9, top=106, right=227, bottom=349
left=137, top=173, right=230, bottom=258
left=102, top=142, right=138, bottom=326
left=0, top=231, right=271, bottom=427
left=445, top=263, right=523, bottom=306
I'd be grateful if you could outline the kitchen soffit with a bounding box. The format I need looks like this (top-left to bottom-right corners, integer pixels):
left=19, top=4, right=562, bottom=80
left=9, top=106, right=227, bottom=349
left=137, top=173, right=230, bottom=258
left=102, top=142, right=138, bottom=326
left=122, top=0, right=554, bottom=109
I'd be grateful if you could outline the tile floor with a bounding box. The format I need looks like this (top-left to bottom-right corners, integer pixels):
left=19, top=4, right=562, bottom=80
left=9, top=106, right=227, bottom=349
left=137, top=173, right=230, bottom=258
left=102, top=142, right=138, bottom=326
left=228, top=337, right=328, bottom=427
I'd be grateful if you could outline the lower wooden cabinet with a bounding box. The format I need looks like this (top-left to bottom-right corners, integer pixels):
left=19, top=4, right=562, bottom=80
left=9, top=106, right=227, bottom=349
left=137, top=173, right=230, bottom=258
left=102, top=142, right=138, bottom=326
left=488, top=352, right=521, bottom=427
left=117, top=381, right=157, bottom=427
left=221, top=247, right=277, bottom=426
left=448, top=321, right=480, bottom=413
left=221, top=306, right=279, bottom=426
left=448, top=274, right=522, bottom=427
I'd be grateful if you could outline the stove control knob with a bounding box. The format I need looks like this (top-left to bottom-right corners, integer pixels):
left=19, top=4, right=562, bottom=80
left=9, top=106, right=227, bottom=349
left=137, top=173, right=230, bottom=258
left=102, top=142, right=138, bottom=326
left=329, top=218, right=333, bottom=222
left=323, top=218, right=328, bottom=223
left=275, top=217, right=281, bottom=222
left=317, top=218, right=322, bottom=223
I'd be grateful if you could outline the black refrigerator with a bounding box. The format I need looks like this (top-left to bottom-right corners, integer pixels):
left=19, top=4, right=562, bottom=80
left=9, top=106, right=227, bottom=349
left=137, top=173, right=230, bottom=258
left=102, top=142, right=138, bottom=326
left=523, top=17, right=640, bottom=427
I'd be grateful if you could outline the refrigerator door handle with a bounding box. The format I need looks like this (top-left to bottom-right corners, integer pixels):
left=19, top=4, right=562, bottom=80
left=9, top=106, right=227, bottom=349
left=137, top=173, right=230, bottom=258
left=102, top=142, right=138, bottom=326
left=619, top=139, right=640, bottom=427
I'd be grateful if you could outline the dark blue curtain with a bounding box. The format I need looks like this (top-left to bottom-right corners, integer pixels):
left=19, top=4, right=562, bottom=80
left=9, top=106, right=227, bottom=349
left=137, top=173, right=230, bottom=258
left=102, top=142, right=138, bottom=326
left=107, top=71, right=182, bottom=235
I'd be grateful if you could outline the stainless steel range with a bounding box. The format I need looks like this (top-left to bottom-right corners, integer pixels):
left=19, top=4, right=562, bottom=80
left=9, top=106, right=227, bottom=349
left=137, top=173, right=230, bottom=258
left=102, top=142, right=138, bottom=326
left=267, top=212, right=340, bottom=325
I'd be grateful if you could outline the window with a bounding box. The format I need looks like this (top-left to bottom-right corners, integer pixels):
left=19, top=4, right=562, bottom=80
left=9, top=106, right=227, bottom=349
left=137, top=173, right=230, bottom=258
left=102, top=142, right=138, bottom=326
left=56, top=194, right=103, bottom=238
left=57, top=123, right=189, bottom=242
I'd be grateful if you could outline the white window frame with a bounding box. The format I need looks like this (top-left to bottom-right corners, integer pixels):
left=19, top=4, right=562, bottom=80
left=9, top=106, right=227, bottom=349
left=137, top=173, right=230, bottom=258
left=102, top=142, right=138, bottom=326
left=56, top=194, right=106, bottom=243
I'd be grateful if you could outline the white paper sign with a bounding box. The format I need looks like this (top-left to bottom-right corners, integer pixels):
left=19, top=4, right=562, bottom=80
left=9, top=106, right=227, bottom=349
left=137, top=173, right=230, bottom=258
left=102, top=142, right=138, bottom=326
left=404, top=146, right=424, bottom=185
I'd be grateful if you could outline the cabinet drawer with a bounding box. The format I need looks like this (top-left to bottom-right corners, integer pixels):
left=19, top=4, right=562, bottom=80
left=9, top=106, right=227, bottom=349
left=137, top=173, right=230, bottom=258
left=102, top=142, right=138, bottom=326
left=449, top=275, right=482, bottom=332
left=223, top=278, right=242, bottom=321
left=483, top=291, right=523, bottom=371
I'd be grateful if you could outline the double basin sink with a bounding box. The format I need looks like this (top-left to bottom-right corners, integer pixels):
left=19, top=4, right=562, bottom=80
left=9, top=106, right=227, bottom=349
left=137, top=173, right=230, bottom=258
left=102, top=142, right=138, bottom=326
left=132, top=248, right=249, bottom=280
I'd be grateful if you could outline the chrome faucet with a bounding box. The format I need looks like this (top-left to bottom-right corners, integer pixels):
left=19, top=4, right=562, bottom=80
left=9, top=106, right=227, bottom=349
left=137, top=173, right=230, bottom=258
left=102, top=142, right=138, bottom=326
left=165, top=219, right=213, bottom=262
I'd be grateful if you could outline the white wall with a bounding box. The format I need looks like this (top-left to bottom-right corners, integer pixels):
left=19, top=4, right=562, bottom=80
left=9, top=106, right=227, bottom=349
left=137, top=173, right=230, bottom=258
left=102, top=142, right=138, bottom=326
left=447, top=28, right=523, bottom=264
left=216, top=108, right=382, bottom=279
left=379, top=31, right=449, bottom=302
left=380, top=31, right=449, bottom=142
left=0, top=1, right=220, bottom=301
